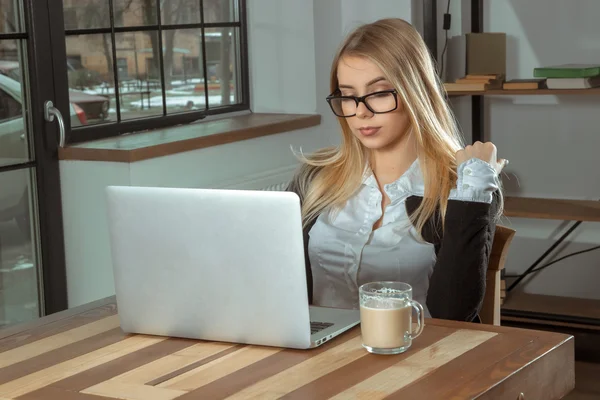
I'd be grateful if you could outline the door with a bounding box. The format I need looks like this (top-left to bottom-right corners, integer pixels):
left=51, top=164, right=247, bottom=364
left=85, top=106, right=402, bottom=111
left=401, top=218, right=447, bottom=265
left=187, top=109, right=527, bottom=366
left=0, top=0, right=68, bottom=328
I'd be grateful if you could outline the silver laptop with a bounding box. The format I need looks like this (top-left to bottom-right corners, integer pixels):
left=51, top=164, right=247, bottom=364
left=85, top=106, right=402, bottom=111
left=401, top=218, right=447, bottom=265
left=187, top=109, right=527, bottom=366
left=105, top=185, right=360, bottom=349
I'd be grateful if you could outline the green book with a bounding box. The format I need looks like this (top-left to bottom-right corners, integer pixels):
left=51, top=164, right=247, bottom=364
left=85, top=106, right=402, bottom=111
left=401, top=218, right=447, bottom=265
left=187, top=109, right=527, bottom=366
left=534, top=64, right=600, bottom=78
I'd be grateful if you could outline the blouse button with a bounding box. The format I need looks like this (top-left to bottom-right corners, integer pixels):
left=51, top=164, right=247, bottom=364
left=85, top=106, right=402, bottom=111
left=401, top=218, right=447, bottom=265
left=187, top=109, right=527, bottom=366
left=462, top=183, right=470, bottom=190
left=464, top=168, right=473, bottom=176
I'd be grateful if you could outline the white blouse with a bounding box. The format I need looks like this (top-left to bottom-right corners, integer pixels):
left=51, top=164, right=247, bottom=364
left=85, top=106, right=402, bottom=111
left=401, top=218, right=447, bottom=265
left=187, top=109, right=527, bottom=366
left=307, top=158, right=500, bottom=317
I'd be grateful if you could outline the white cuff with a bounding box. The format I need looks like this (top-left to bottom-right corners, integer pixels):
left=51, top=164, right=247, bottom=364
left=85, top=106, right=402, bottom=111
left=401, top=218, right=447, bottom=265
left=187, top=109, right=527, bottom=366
left=450, top=158, right=499, bottom=203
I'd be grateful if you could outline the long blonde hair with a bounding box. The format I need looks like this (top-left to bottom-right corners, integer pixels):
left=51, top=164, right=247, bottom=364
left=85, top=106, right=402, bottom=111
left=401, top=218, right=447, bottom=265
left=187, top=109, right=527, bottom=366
left=294, top=18, right=488, bottom=233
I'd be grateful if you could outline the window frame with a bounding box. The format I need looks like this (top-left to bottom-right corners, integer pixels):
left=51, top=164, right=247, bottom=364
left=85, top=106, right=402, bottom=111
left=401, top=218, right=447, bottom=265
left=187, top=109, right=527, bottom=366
left=53, top=0, right=249, bottom=145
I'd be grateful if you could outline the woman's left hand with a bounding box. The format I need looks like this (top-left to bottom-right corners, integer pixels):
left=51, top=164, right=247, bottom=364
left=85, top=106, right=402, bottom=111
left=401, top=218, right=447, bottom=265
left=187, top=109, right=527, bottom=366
left=456, top=141, right=507, bottom=175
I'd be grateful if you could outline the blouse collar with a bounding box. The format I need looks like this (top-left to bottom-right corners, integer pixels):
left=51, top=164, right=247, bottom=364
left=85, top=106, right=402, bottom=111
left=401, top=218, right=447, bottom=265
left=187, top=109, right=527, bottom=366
left=361, top=158, right=425, bottom=201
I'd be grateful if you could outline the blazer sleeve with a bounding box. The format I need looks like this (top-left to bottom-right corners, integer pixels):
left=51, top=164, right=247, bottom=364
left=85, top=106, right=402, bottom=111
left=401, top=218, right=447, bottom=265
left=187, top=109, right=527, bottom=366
left=425, top=192, right=500, bottom=322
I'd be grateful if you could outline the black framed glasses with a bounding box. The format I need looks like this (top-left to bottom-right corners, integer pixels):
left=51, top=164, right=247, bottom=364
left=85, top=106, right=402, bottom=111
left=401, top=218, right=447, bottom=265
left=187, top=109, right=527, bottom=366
left=326, top=89, right=398, bottom=117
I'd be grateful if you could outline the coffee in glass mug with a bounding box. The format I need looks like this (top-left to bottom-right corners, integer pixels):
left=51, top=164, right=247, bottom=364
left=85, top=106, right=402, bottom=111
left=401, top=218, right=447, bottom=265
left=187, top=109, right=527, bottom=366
left=359, top=281, right=424, bottom=354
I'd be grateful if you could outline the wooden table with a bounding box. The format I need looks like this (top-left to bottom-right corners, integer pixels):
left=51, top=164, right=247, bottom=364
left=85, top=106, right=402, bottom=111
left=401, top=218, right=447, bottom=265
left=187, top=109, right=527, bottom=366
left=0, top=296, right=574, bottom=399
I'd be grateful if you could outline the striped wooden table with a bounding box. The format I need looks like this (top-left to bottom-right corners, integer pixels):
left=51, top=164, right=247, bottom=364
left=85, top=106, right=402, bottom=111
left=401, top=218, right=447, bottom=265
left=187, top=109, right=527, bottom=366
left=0, top=296, right=574, bottom=400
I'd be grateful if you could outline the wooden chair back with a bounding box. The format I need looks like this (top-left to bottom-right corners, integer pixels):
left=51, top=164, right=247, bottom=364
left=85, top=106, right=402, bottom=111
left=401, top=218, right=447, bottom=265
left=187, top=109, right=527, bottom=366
left=480, top=225, right=516, bottom=325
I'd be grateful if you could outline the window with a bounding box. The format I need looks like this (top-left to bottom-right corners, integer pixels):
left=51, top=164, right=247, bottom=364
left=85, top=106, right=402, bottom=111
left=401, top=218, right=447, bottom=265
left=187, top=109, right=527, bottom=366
left=61, top=0, right=248, bottom=144
left=63, top=8, right=78, bottom=30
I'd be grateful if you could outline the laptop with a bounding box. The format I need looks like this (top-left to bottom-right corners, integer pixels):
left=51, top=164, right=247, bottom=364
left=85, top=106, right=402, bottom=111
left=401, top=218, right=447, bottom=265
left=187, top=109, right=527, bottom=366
left=105, top=185, right=360, bottom=349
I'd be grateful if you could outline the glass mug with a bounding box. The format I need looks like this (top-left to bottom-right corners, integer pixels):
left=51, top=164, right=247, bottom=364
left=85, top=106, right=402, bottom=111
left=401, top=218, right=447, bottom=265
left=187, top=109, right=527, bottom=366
left=359, top=281, right=425, bottom=355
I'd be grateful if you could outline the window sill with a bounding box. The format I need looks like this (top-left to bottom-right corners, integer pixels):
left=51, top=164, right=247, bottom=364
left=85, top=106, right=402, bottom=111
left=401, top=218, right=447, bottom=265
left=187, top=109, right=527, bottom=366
left=58, top=113, right=321, bottom=163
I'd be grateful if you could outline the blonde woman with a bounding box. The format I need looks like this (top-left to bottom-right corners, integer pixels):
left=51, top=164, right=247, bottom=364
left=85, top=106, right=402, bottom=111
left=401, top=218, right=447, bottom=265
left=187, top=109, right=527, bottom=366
left=287, top=18, right=506, bottom=322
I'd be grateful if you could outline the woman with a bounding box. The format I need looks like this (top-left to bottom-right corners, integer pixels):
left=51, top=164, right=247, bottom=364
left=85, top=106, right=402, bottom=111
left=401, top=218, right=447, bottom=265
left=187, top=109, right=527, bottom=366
left=287, top=18, right=506, bottom=322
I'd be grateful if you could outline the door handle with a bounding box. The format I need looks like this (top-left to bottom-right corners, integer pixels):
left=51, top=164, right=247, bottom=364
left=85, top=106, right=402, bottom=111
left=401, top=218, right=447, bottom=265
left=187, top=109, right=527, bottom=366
left=44, top=100, right=65, bottom=147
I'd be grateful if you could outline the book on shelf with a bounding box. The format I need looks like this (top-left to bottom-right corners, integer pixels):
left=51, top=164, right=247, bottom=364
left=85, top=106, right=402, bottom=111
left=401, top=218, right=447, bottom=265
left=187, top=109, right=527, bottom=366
left=533, top=63, right=600, bottom=79
left=444, top=82, right=486, bottom=92
left=466, top=73, right=501, bottom=80
left=546, top=76, right=600, bottom=89
left=455, top=77, right=491, bottom=84
left=455, top=76, right=503, bottom=85
left=444, top=74, right=503, bottom=92
left=503, top=78, right=546, bottom=90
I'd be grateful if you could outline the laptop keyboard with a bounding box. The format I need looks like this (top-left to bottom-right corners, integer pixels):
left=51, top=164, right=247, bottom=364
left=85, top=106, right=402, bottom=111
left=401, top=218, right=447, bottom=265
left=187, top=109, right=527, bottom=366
left=311, top=321, right=334, bottom=335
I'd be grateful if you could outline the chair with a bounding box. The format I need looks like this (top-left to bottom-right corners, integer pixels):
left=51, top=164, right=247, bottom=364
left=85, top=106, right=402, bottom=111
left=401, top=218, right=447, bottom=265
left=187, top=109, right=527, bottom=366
left=480, top=225, right=516, bottom=325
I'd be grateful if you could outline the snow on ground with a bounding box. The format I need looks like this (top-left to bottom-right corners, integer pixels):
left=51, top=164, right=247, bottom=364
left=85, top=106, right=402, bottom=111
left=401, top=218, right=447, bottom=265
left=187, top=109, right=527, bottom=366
left=130, top=95, right=236, bottom=108
left=171, top=78, right=203, bottom=85
left=82, top=79, right=208, bottom=96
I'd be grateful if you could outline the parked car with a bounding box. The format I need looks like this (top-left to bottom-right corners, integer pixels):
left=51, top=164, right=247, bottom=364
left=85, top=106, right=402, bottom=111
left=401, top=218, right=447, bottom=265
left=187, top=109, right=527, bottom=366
left=0, top=60, right=110, bottom=122
left=66, top=58, right=105, bottom=88
left=66, top=89, right=110, bottom=122
left=0, top=74, right=84, bottom=238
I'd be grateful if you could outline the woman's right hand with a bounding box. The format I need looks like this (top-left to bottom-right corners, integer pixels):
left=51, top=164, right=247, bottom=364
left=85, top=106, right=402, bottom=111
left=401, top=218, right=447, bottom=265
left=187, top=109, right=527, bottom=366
left=456, top=141, right=507, bottom=175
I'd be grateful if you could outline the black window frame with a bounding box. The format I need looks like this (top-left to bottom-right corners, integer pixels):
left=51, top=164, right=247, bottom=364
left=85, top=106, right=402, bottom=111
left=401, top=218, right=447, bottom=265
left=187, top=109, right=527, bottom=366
left=54, top=0, right=249, bottom=145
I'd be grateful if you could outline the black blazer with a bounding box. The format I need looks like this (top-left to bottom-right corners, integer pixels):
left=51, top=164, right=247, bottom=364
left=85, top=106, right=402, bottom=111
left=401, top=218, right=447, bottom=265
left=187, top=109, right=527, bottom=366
left=287, top=175, right=500, bottom=323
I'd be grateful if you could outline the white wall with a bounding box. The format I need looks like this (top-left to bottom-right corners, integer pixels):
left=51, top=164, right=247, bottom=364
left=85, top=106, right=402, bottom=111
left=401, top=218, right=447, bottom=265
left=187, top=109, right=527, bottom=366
left=442, top=0, right=600, bottom=299
left=61, top=0, right=420, bottom=308
left=60, top=161, right=131, bottom=307
left=247, top=0, right=317, bottom=114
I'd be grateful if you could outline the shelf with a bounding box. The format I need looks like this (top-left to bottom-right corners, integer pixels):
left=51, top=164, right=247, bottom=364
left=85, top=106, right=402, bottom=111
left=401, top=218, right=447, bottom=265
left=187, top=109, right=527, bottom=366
left=504, top=197, right=600, bottom=222
left=447, top=88, right=600, bottom=96
left=502, top=292, right=600, bottom=331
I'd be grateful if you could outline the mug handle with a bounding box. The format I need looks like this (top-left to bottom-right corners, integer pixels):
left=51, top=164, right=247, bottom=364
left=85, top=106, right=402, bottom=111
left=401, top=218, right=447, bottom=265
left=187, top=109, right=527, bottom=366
left=409, top=299, right=425, bottom=339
